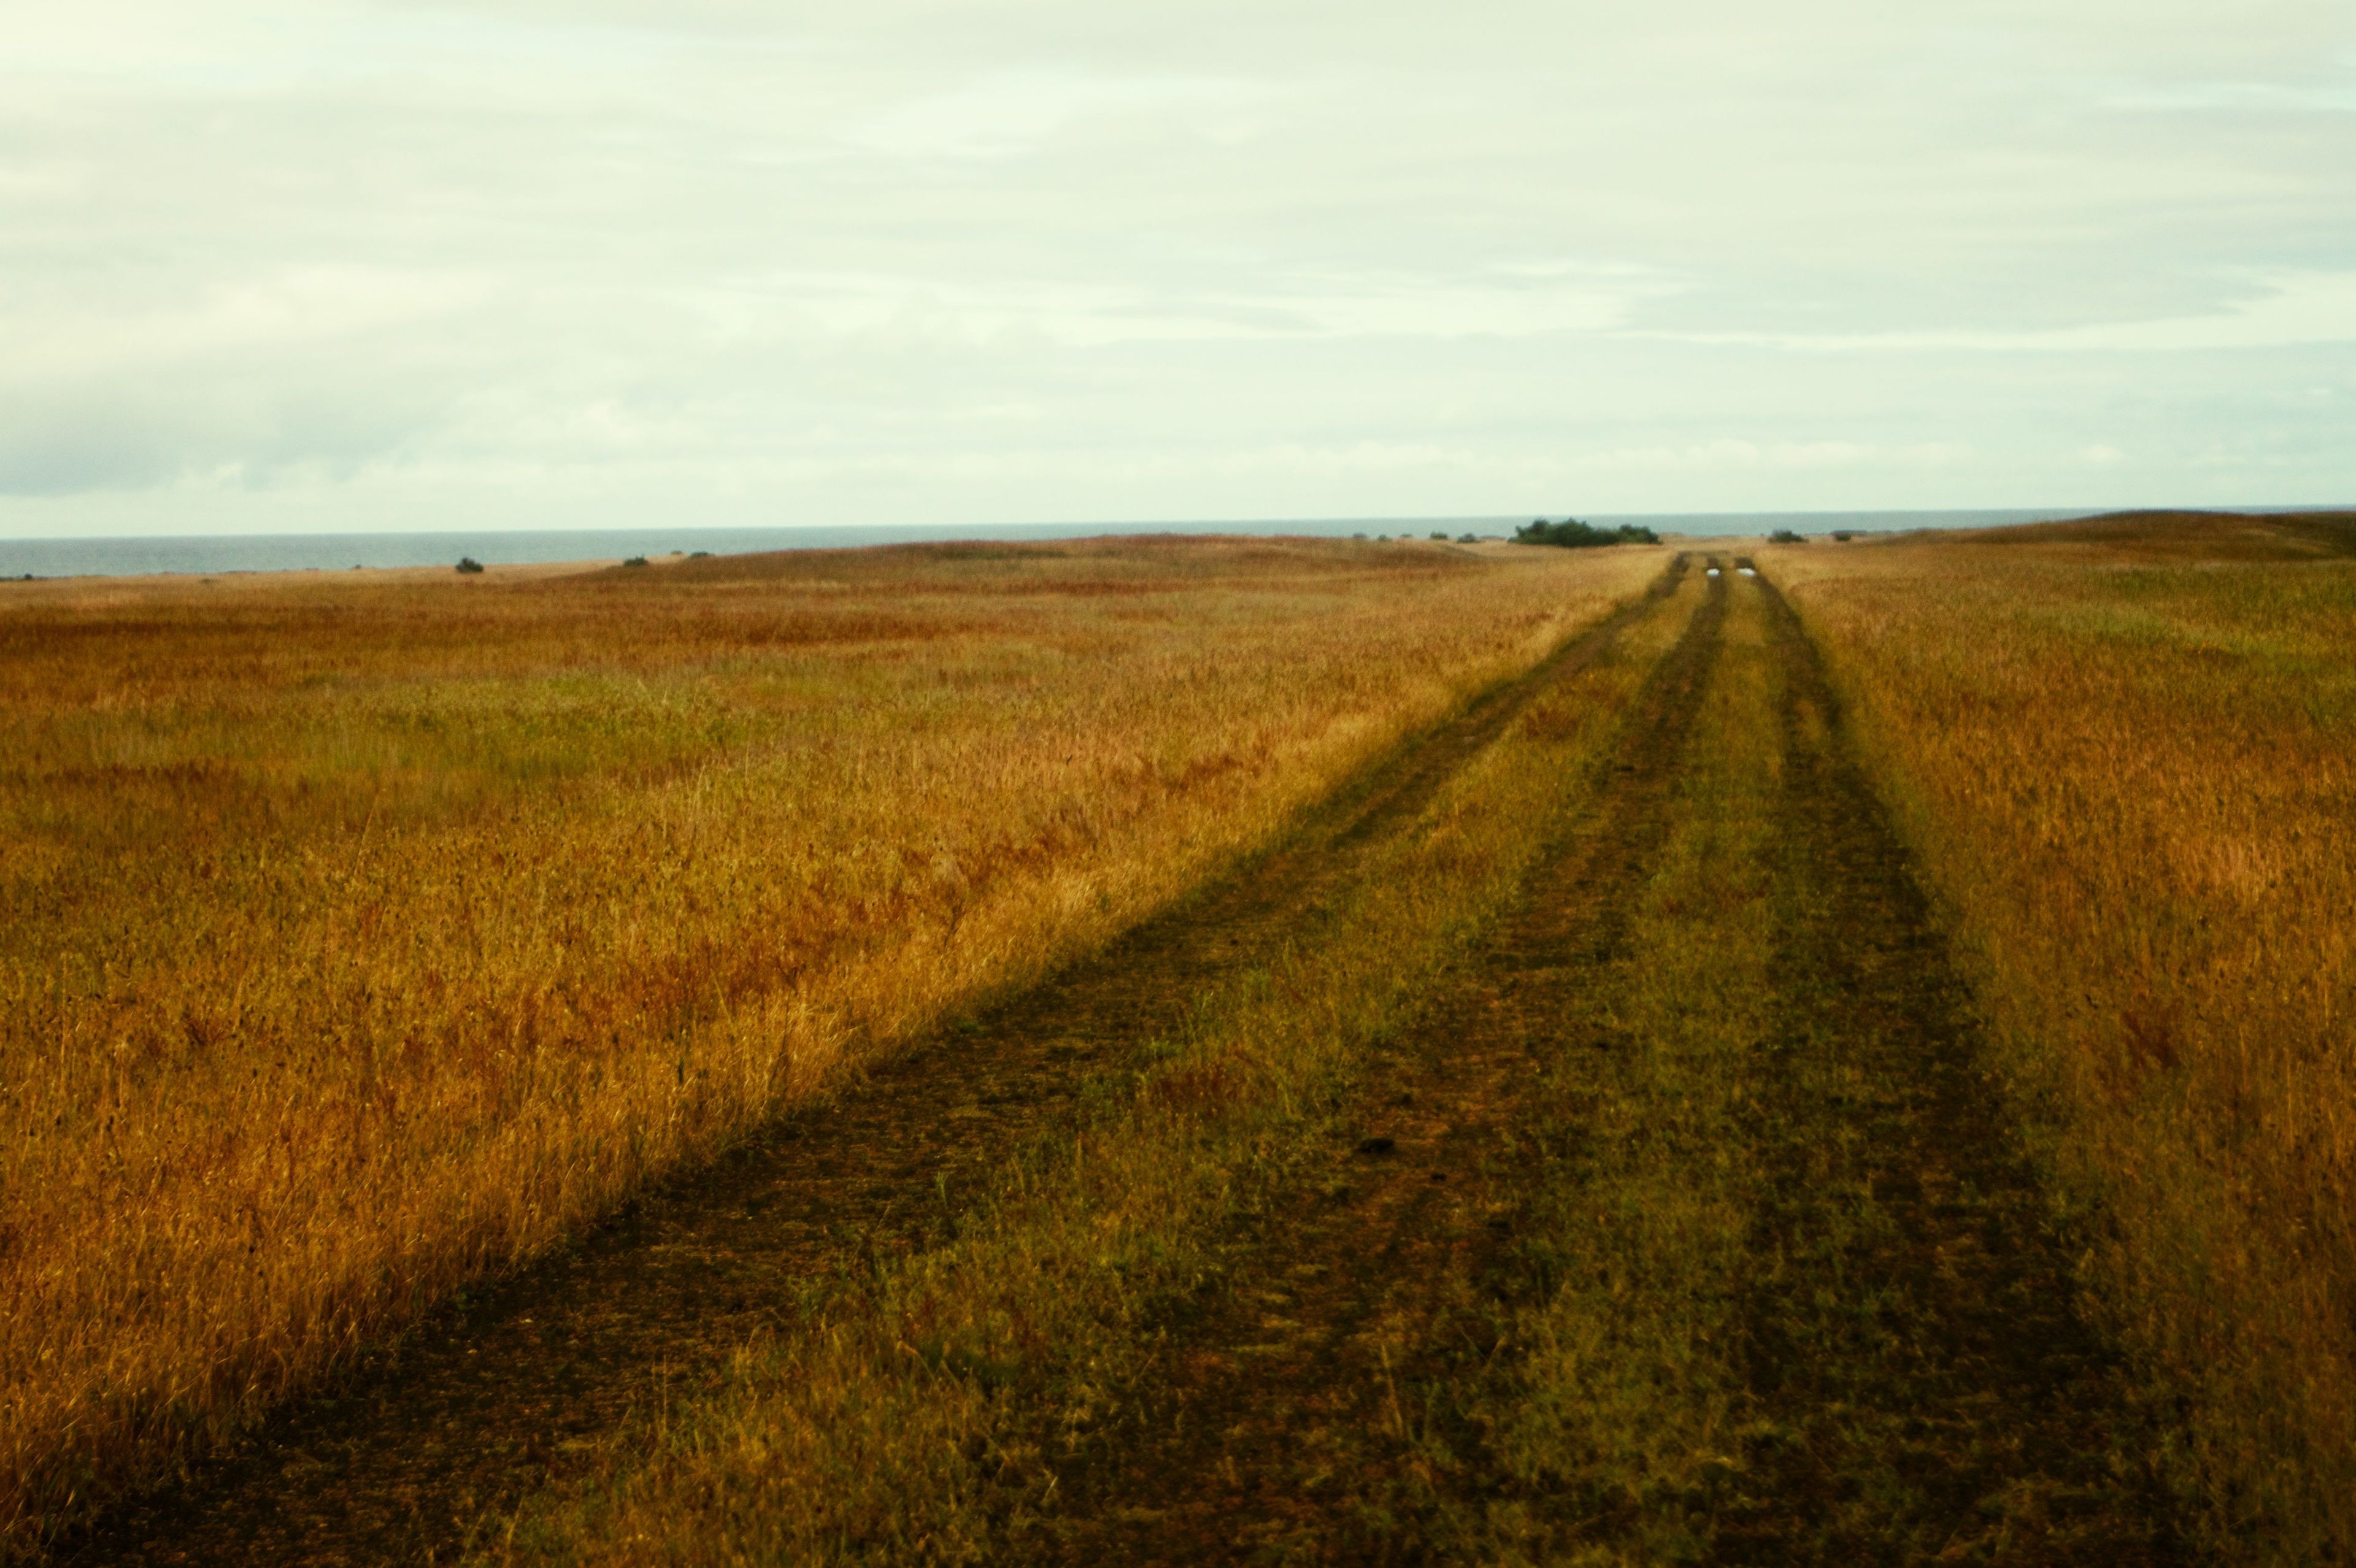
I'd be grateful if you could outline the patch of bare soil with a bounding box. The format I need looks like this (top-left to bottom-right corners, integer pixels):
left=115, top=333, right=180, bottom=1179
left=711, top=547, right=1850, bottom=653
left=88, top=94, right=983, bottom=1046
left=55, top=568, right=1688, bottom=1568
left=1017, top=564, right=1733, bottom=1563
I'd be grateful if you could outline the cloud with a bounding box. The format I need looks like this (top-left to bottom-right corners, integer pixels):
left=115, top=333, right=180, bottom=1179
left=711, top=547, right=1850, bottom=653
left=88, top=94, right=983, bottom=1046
left=0, top=374, right=448, bottom=496
left=2, top=0, right=2352, bottom=527
left=1557, top=440, right=1976, bottom=475
left=1634, top=271, right=2356, bottom=355
left=841, top=71, right=1269, bottom=161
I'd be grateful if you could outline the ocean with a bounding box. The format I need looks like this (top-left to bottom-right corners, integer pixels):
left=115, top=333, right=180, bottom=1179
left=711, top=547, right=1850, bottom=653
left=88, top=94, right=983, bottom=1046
left=0, top=507, right=2195, bottom=580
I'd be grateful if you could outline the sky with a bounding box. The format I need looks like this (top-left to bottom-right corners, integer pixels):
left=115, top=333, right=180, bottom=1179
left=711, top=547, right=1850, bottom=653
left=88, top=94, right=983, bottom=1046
left=3, top=0, right=2352, bottom=537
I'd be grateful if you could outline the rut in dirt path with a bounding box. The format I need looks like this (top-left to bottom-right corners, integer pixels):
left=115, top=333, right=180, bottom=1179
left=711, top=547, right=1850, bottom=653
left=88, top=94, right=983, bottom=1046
left=1017, top=563, right=2180, bottom=1565
left=1713, top=572, right=2179, bottom=1562
left=1018, top=563, right=1731, bottom=1564
left=57, top=563, right=1690, bottom=1568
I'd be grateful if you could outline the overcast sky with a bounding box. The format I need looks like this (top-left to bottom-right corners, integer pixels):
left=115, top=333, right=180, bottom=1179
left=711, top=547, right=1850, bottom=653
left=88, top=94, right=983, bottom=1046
left=4, top=1, right=2352, bottom=537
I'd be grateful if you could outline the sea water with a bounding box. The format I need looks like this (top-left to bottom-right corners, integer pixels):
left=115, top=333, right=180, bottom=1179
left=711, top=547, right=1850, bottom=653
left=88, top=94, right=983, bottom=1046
left=0, top=507, right=2179, bottom=580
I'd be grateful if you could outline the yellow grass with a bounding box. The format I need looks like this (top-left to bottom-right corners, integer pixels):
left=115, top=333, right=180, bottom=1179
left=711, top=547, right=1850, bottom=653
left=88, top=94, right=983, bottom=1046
left=1769, top=523, right=2356, bottom=1556
left=0, top=536, right=1664, bottom=1550
left=483, top=551, right=1704, bottom=1567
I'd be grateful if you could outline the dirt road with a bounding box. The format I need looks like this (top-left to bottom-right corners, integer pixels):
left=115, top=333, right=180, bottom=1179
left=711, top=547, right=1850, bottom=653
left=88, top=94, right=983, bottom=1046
left=64, top=556, right=2178, bottom=1564
left=1017, top=564, right=2178, bottom=1562
left=61, top=565, right=1690, bottom=1567
left=1018, top=554, right=1736, bottom=1562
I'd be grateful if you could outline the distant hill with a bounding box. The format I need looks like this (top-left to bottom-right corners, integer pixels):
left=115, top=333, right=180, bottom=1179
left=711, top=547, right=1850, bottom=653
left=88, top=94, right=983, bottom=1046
left=1931, top=509, right=2356, bottom=561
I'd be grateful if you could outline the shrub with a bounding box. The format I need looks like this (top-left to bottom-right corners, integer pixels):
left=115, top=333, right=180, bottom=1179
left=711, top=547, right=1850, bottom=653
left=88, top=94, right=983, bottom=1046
left=1458, top=533, right=1479, bottom=544
left=1514, top=518, right=1661, bottom=549
left=1831, top=530, right=1855, bottom=542
left=622, top=556, right=650, bottom=568
left=690, top=551, right=712, bottom=559
left=1769, top=529, right=1807, bottom=544
left=1430, top=531, right=1449, bottom=541
left=455, top=558, right=485, bottom=575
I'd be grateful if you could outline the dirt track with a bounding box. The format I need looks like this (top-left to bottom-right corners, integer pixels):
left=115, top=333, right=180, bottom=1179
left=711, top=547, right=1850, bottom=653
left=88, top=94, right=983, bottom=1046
left=61, top=564, right=1690, bottom=1567
left=1019, top=557, right=1735, bottom=1561
left=1715, top=573, right=2176, bottom=1560
left=64, top=556, right=2180, bottom=1564
left=1013, top=563, right=2179, bottom=1561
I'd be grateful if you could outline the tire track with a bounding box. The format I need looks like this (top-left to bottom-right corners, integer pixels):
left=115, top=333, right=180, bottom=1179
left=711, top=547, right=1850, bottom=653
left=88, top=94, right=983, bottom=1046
left=1020, top=561, right=1731, bottom=1562
left=1022, top=559, right=2182, bottom=1562
left=1715, top=569, right=2179, bottom=1561
left=57, top=561, right=1690, bottom=1568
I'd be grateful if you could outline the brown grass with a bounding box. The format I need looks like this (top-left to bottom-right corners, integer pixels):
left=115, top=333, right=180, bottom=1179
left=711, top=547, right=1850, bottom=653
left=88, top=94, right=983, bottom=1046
left=1933, top=507, right=2356, bottom=561
left=1768, top=513, right=2356, bottom=1557
left=479, top=550, right=1698, bottom=1568
left=0, top=534, right=1663, bottom=1551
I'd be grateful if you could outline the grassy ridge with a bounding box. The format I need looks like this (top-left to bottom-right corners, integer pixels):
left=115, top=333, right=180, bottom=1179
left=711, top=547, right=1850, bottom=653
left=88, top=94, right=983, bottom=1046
left=0, top=537, right=1662, bottom=1550
left=1771, top=523, right=2356, bottom=1556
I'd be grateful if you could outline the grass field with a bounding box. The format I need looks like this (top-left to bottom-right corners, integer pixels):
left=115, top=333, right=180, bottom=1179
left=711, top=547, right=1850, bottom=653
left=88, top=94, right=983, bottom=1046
left=10, top=515, right=2355, bottom=1564
left=1770, top=513, right=2356, bottom=1557
left=0, top=537, right=1662, bottom=1552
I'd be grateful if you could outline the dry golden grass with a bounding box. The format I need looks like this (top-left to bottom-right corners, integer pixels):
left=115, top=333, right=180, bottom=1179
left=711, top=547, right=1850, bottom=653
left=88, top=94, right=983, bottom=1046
left=1769, top=517, right=2356, bottom=1557
left=0, top=535, right=1663, bottom=1551
left=482, top=550, right=1701, bottom=1568
left=1934, top=505, right=2356, bottom=562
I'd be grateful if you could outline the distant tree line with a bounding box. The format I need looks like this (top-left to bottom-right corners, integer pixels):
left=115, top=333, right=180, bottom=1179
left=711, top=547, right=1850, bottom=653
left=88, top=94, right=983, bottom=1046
left=1514, top=518, right=1661, bottom=548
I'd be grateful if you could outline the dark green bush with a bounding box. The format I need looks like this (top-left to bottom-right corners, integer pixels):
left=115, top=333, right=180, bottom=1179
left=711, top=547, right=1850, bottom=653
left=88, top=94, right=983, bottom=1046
left=622, top=555, right=650, bottom=568
left=455, top=557, right=484, bottom=574
left=1768, top=529, right=1807, bottom=545
left=1514, top=518, right=1661, bottom=548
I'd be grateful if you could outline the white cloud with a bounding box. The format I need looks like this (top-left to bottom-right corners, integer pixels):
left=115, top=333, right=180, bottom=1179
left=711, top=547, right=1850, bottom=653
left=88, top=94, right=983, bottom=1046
left=841, top=71, right=1268, bottom=161
left=4, top=267, right=491, bottom=380
left=1558, top=441, right=1976, bottom=475
left=1641, top=271, right=2356, bottom=355
left=2, top=0, right=2352, bottom=529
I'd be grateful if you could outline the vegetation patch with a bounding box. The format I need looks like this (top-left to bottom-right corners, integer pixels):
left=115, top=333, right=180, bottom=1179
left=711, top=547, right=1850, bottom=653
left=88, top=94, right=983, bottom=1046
left=0, top=537, right=1663, bottom=1553
left=18, top=517, right=2339, bottom=1559
left=464, top=561, right=1687, bottom=1566
left=1771, top=515, right=2356, bottom=1557
left=1514, top=518, right=1662, bottom=549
